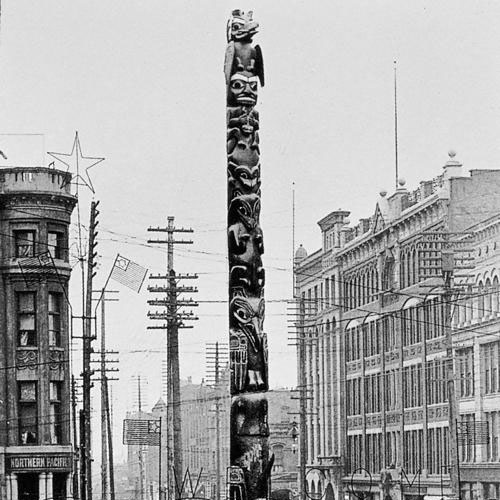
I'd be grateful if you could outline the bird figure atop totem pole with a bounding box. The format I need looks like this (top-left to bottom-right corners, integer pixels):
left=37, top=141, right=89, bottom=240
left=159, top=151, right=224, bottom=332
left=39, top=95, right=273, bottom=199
left=224, top=9, right=264, bottom=87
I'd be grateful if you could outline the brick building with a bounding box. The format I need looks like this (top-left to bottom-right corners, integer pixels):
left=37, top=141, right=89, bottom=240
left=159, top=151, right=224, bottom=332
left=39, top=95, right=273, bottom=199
left=294, top=154, right=500, bottom=500
left=0, top=167, right=77, bottom=500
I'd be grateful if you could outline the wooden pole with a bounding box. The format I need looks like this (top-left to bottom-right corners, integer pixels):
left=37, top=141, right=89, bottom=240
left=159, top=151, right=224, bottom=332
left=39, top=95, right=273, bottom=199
left=101, top=291, right=108, bottom=500
left=104, top=379, right=116, bottom=500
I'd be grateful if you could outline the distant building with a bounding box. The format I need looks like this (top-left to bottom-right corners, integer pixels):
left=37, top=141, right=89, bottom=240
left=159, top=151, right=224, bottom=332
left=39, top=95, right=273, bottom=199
left=294, top=154, right=500, bottom=500
left=125, top=376, right=299, bottom=500
left=0, top=167, right=77, bottom=500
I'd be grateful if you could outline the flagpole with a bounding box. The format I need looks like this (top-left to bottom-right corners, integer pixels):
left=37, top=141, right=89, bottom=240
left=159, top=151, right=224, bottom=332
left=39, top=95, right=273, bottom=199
left=94, top=253, right=120, bottom=313
left=159, top=416, right=162, bottom=500
left=394, top=59, right=399, bottom=189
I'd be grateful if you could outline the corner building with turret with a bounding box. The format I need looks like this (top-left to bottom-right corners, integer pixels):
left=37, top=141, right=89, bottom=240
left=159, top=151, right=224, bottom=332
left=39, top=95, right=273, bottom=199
left=294, top=154, right=500, bottom=500
left=0, top=167, right=77, bottom=500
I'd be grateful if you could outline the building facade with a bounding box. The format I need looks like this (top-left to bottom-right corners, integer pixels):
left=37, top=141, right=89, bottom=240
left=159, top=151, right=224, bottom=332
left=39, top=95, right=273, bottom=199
left=0, top=167, right=77, bottom=500
left=294, top=154, right=500, bottom=500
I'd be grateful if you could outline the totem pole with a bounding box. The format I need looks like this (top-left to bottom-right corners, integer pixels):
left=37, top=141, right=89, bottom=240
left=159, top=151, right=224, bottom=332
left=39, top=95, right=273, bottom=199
left=224, top=9, right=273, bottom=500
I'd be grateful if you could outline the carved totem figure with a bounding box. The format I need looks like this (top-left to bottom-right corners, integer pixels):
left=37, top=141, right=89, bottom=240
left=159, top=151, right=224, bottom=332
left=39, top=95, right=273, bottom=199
left=225, top=9, right=271, bottom=500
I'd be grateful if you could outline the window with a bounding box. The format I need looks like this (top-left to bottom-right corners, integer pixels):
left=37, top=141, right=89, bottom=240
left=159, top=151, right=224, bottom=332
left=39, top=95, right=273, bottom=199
left=14, top=230, right=35, bottom=258
left=48, top=231, right=64, bottom=260
left=49, top=293, right=61, bottom=347
left=49, top=381, right=63, bottom=444
left=427, top=425, right=450, bottom=475
left=457, top=347, right=474, bottom=398
left=485, top=411, right=500, bottom=462
left=384, top=370, right=397, bottom=410
left=17, top=292, right=36, bottom=347
left=426, top=359, right=448, bottom=405
left=403, top=429, right=423, bottom=474
left=482, top=341, right=500, bottom=395
left=383, top=315, right=396, bottom=350
left=459, top=414, right=476, bottom=463
left=18, top=382, right=37, bottom=444
left=403, top=364, right=422, bottom=408
left=346, top=377, right=362, bottom=415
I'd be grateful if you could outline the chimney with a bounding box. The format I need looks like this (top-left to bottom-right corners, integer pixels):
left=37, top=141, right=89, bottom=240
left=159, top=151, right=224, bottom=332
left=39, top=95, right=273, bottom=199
left=359, top=218, right=371, bottom=233
left=442, top=150, right=462, bottom=180
left=419, top=180, right=434, bottom=198
left=317, top=209, right=350, bottom=249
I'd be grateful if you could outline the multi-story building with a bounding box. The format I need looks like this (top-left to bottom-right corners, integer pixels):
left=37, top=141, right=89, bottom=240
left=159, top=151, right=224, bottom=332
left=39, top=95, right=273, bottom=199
left=0, top=166, right=77, bottom=500
left=294, top=154, right=500, bottom=500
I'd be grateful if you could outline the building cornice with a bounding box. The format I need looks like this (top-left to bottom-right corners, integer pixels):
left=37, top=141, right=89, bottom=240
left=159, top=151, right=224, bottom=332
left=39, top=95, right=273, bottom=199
left=0, top=190, right=77, bottom=210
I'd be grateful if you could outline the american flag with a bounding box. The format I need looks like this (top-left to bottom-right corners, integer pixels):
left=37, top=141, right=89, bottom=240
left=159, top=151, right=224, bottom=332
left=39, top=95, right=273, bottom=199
left=18, top=251, right=57, bottom=286
left=123, top=418, right=161, bottom=446
left=109, top=254, right=148, bottom=293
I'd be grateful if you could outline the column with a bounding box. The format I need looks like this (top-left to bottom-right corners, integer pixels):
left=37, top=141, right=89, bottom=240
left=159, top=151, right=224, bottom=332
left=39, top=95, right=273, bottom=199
left=67, top=472, right=74, bottom=499
left=6, top=474, right=12, bottom=500
left=10, top=473, right=18, bottom=500
left=46, top=472, right=53, bottom=500
left=39, top=472, right=47, bottom=500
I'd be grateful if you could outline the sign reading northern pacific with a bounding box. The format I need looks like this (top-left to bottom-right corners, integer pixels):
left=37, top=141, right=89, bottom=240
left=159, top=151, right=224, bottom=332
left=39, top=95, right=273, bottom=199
left=6, top=454, right=72, bottom=472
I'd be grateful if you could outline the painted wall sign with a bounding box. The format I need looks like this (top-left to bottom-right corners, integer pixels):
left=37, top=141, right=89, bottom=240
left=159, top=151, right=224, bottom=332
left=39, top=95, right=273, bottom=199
left=6, top=454, right=72, bottom=472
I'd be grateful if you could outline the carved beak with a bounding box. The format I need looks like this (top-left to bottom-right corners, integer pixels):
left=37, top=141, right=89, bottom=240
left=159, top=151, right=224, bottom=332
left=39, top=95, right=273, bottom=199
left=237, top=21, right=259, bottom=39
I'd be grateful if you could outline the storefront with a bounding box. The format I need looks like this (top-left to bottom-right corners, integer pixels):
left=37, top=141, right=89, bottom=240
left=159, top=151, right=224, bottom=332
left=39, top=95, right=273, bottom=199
left=5, top=453, right=72, bottom=500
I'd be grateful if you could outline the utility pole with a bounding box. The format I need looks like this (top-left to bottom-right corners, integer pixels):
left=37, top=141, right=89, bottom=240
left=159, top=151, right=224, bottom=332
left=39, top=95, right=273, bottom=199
left=297, top=298, right=307, bottom=500
left=105, top=379, right=116, bottom=500
left=92, top=289, right=120, bottom=500
left=101, top=293, right=108, bottom=500
left=420, top=232, right=475, bottom=500
left=138, top=376, right=145, bottom=500
left=206, top=343, right=229, bottom=500
left=72, top=375, right=81, bottom=500
left=442, top=247, right=460, bottom=500
left=147, top=216, right=199, bottom=498
left=81, top=200, right=100, bottom=500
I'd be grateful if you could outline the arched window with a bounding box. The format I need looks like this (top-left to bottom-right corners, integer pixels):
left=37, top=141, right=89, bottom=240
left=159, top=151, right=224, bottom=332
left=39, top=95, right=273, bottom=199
left=485, top=278, right=492, bottom=318
left=399, top=251, right=407, bottom=288
left=493, top=276, right=499, bottom=314
left=412, top=248, right=418, bottom=286
left=478, top=281, right=485, bottom=320
left=466, top=286, right=473, bottom=323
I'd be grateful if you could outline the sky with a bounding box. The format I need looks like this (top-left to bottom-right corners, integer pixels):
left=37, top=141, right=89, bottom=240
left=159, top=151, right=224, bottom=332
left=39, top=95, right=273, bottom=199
left=2, top=0, right=500, bottom=462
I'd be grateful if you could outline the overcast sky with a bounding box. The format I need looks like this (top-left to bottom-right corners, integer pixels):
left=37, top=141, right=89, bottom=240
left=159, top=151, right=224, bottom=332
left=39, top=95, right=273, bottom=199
left=2, top=0, right=500, bottom=461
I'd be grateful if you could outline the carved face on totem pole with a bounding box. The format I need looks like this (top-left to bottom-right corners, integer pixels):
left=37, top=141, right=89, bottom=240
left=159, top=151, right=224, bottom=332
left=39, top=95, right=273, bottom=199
left=228, top=162, right=261, bottom=197
left=228, top=73, right=259, bottom=107
left=228, top=193, right=260, bottom=225
left=230, top=295, right=267, bottom=392
left=228, top=193, right=264, bottom=292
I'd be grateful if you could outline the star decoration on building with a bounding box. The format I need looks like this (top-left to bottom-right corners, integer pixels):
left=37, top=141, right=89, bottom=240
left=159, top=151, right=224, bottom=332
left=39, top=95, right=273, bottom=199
left=48, top=132, right=104, bottom=194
